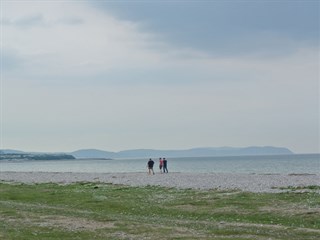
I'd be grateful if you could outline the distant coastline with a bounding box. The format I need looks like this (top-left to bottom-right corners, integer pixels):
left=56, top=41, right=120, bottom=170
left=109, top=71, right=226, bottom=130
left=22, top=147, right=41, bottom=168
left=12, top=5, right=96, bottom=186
left=1, top=146, right=295, bottom=159
left=0, top=153, right=75, bottom=161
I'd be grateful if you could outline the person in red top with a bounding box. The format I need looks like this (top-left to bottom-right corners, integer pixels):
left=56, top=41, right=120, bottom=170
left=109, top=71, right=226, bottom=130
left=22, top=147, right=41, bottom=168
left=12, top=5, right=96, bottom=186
left=159, top=158, right=163, bottom=173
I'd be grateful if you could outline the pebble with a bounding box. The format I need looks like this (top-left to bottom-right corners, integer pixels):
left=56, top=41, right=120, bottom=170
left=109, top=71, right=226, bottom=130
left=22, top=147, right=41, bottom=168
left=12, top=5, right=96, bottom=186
left=0, top=172, right=319, bottom=193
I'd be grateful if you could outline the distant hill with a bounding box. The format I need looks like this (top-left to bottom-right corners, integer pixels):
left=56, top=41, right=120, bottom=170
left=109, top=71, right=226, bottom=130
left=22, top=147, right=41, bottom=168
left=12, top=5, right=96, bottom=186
left=1, top=149, right=26, bottom=154
left=1, top=146, right=294, bottom=159
left=70, top=146, right=294, bottom=159
left=71, top=149, right=115, bottom=159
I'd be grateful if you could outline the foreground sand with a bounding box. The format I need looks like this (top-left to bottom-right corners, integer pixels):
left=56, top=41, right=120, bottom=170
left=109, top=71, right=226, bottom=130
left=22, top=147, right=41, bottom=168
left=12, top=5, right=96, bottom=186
left=1, top=171, right=319, bottom=192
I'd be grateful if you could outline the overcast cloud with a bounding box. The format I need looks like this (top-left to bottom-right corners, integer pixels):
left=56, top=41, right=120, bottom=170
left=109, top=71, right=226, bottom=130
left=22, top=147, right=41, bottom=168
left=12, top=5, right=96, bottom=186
left=1, top=1, right=319, bottom=153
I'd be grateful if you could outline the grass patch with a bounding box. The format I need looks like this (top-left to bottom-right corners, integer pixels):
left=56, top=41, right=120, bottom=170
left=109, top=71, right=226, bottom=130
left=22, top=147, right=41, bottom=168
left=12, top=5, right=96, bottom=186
left=276, top=185, right=320, bottom=191
left=0, top=182, right=319, bottom=239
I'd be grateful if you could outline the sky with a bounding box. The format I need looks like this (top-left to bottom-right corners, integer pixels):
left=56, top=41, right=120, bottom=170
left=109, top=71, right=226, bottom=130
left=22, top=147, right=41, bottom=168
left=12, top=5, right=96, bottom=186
left=1, top=0, right=319, bottom=153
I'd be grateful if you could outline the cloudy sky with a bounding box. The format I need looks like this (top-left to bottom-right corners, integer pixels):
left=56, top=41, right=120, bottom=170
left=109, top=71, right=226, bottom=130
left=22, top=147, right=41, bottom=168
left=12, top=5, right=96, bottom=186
left=1, top=0, right=319, bottom=153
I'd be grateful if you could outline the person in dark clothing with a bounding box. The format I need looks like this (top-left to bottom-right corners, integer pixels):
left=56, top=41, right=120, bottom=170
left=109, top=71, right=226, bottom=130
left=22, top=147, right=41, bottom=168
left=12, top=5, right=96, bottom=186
left=147, top=158, right=155, bottom=175
left=163, top=158, right=168, bottom=173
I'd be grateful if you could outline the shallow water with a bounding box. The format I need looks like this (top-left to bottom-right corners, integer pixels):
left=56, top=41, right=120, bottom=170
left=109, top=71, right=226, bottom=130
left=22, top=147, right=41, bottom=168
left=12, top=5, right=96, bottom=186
left=0, top=154, right=319, bottom=174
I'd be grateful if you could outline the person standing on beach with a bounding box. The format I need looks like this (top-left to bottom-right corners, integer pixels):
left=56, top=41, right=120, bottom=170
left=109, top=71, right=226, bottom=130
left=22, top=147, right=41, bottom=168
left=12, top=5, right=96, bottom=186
left=163, top=158, right=168, bottom=173
left=159, top=158, right=163, bottom=173
left=147, top=158, right=155, bottom=175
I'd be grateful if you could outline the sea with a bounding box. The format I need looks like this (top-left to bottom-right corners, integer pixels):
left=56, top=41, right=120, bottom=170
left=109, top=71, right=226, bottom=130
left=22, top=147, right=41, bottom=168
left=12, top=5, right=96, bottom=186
left=0, top=154, right=319, bottom=174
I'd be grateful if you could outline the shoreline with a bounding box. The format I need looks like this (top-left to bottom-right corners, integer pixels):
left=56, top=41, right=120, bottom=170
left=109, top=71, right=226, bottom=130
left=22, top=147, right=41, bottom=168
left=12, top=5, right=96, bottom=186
left=1, top=171, right=319, bottom=193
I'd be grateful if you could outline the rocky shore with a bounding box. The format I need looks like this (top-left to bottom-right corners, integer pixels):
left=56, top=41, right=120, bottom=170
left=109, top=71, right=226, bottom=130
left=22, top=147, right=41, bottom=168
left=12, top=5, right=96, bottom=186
left=0, top=171, right=319, bottom=193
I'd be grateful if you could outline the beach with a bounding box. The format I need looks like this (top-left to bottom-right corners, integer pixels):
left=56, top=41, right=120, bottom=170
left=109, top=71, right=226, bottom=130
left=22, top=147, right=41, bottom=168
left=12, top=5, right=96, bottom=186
left=1, top=171, right=319, bottom=239
left=1, top=171, right=319, bottom=192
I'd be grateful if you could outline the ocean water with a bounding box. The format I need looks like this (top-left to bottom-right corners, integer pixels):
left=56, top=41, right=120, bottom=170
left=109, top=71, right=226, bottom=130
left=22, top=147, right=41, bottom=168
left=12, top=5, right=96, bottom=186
left=0, top=154, right=319, bottom=174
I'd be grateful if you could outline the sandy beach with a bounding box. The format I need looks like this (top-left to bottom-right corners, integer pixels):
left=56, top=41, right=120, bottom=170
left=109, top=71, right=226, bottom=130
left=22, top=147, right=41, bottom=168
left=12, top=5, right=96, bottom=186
left=1, top=171, right=319, bottom=192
